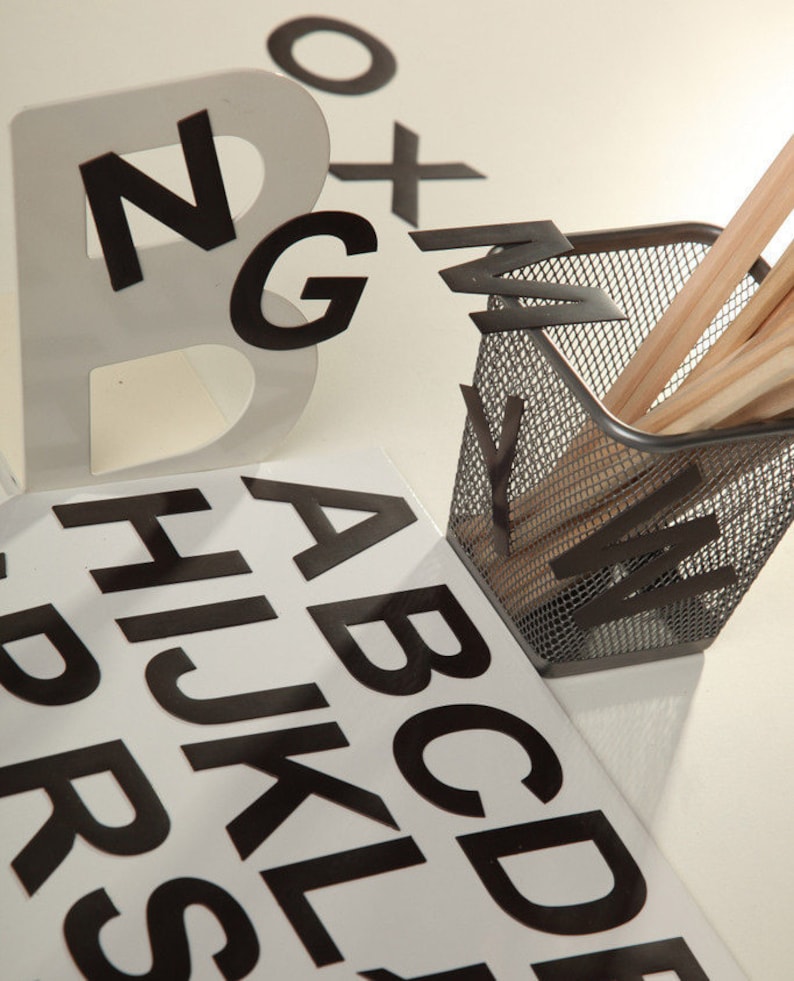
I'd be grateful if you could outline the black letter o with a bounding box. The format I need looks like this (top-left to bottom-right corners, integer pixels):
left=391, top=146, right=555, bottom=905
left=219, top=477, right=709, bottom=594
left=267, top=17, right=396, bottom=95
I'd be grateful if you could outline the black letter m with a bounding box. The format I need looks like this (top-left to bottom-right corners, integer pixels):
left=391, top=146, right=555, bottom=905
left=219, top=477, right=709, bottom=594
left=80, top=110, right=236, bottom=291
left=410, top=220, right=625, bottom=332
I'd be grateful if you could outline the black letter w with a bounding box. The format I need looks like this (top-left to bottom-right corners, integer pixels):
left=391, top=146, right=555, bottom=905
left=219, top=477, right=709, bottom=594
left=550, top=464, right=736, bottom=628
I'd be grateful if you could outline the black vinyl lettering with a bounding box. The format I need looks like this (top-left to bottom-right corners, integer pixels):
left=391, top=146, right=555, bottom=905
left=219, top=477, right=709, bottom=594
left=360, top=967, right=496, bottom=981
left=262, top=837, right=426, bottom=967
left=267, top=16, right=397, bottom=95
left=146, top=646, right=328, bottom=724
left=79, top=110, right=235, bottom=292
left=307, top=585, right=491, bottom=695
left=241, top=476, right=417, bottom=579
left=117, top=595, right=275, bottom=642
left=549, top=464, right=737, bottom=628
left=0, top=740, right=169, bottom=896
left=229, top=210, right=377, bottom=351
left=64, top=878, right=259, bottom=981
left=54, top=489, right=250, bottom=593
left=183, top=723, right=397, bottom=859
left=410, top=220, right=625, bottom=331
left=458, top=812, right=647, bottom=935
left=0, top=553, right=5, bottom=579
left=0, top=603, right=99, bottom=705
left=460, top=385, right=524, bottom=556
left=531, top=936, right=710, bottom=980
left=330, top=123, right=484, bottom=228
left=393, top=704, right=562, bottom=817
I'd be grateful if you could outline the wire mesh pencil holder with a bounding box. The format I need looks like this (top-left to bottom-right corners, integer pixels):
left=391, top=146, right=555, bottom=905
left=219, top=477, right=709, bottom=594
left=448, top=223, right=794, bottom=675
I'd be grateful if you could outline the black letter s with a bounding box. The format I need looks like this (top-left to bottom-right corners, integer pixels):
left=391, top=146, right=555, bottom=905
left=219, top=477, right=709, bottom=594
left=64, top=878, right=259, bottom=980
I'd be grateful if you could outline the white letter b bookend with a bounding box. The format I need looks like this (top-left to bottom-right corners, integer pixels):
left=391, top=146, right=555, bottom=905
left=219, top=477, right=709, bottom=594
left=11, top=70, right=330, bottom=491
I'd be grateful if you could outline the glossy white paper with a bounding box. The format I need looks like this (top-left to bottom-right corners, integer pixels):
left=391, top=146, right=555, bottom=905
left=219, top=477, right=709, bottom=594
left=0, top=449, right=746, bottom=979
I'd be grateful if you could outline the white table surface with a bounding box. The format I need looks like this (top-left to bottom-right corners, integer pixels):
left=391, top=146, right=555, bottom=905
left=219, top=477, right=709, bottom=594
left=1, top=2, right=792, bottom=977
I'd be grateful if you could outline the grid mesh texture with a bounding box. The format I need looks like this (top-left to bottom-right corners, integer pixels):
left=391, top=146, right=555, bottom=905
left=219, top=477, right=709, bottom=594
left=448, top=228, right=794, bottom=673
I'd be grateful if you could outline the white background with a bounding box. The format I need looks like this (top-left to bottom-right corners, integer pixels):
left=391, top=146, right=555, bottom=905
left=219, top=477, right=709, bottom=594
left=1, top=1, right=792, bottom=977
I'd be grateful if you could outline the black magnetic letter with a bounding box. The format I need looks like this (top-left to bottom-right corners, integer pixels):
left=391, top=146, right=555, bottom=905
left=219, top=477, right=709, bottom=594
left=331, top=123, right=484, bottom=228
left=183, top=723, right=397, bottom=859
left=54, top=489, right=250, bottom=593
left=242, top=476, right=416, bottom=579
left=360, top=967, right=496, bottom=981
left=531, top=936, right=710, bottom=980
left=410, top=220, right=625, bottom=331
left=80, top=110, right=235, bottom=292
left=146, top=646, right=328, bottom=725
left=308, top=585, right=491, bottom=695
left=118, top=594, right=276, bottom=642
left=458, top=812, right=647, bottom=934
left=394, top=704, right=562, bottom=817
left=267, top=16, right=397, bottom=95
left=550, top=464, right=737, bottom=628
left=0, top=740, right=169, bottom=895
left=460, top=385, right=525, bottom=555
left=64, top=878, right=259, bottom=980
left=230, top=211, right=377, bottom=351
left=262, top=837, right=426, bottom=966
left=0, top=604, right=99, bottom=705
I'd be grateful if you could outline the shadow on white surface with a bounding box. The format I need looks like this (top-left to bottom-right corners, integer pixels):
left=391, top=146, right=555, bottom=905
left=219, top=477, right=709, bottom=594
left=546, top=653, right=704, bottom=827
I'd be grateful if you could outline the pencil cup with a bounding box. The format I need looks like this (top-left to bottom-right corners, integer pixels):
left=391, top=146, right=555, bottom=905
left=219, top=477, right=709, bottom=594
left=448, top=223, right=794, bottom=675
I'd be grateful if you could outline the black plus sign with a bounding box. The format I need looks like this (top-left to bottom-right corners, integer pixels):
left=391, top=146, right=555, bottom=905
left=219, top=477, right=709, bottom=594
left=330, top=122, right=485, bottom=227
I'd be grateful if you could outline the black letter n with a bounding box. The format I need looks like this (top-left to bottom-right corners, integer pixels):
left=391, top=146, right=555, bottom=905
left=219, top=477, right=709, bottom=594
left=80, top=110, right=236, bottom=291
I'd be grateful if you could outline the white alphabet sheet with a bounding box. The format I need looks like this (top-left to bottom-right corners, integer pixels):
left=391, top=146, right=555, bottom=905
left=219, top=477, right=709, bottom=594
left=0, top=449, right=744, bottom=979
